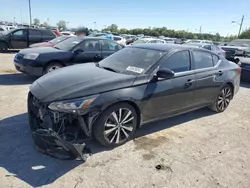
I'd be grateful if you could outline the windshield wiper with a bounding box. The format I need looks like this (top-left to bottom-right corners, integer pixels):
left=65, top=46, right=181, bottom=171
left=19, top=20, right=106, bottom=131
left=100, top=66, right=118, bottom=73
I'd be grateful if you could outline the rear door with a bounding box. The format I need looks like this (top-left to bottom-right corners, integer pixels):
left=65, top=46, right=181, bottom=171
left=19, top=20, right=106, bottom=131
left=101, top=39, right=123, bottom=59
left=142, top=50, right=196, bottom=121
left=9, top=29, right=28, bottom=49
left=72, top=39, right=102, bottom=63
left=28, top=29, right=42, bottom=46
left=191, top=50, right=224, bottom=106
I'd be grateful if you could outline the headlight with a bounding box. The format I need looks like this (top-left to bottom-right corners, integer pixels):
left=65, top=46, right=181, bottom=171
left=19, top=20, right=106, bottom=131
left=48, top=95, right=98, bottom=114
left=23, top=53, right=39, bottom=60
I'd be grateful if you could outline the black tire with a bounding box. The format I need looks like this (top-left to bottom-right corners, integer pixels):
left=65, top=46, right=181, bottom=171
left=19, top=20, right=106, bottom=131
left=43, top=62, right=63, bottom=75
left=208, top=84, right=233, bottom=113
left=93, top=103, right=138, bottom=147
left=0, top=42, right=8, bottom=53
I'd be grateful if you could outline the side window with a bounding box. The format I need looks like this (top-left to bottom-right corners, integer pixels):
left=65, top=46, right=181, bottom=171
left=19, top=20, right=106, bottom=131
left=148, top=40, right=156, bottom=43
left=41, top=30, right=56, bottom=37
left=101, top=40, right=122, bottom=51
left=212, top=55, right=219, bottom=64
left=160, top=51, right=190, bottom=73
left=76, top=40, right=100, bottom=51
left=0, top=28, right=4, bottom=31
left=193, top=51, right=213, bottom=69
left=29, top=30, right=42, bottom=38
left=211, top=45, right=217, bottom=52
left=12, top=30, right=25, bottom=36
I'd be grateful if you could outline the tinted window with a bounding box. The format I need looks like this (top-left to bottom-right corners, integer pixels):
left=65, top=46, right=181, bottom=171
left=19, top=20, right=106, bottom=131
left=41, top=29, right=56, bottom=37
left=113, top=36, right=122, bottom=41
left=12, top=30, right=25, bottom=36
left=212, top=55, right=219, bottom=64
left=193, top=51, right=213, bottom=69
left=101, top=40, right=122, bottom=51
left=160, top=51, right=190, bottom=72
left=75, top=40, right=100, bottom=51
left=0, top=28, right=4, bottom=31
left=29, top=30, right=41, bottom=38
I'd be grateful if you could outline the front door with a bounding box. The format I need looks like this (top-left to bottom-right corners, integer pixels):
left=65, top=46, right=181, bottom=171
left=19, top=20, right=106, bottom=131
left=10, top=29, right=28, bottom=49
left=141, top=50, right=196, bottom=121
left=28, top=29, right=42, bottom=46
left=101, top=39, right=123, bottom=59
left=73, top=39, right=102, bottom=64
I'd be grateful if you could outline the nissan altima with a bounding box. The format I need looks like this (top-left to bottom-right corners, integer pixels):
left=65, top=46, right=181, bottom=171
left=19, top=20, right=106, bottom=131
left=28, top=44, right=241, bottom=159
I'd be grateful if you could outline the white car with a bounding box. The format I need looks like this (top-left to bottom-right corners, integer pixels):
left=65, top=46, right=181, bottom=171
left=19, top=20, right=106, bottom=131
left=185, top=39, right=213, bottom=44
left=163, top=38, right=175, bottom=43
left=132, top=38, right=166, bottom=45
left=0, top=25, right=8, bottom=35
left=113, top=36, right=126, bottom=45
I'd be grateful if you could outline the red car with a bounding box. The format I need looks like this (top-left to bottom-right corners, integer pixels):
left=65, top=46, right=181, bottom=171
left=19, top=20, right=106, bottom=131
left=29, top=35, right=74, bottom=48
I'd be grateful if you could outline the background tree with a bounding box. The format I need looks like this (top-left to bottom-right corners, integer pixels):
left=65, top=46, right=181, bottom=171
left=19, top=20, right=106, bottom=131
left=40, top=21, right=49, bottom=28
left=239, top=28, right=250, bottom=39
left=57, top=20, right=67, bottom=31
left=106, top=24, right=118, bottom=32
left=33, top=18, right=40, bottom=26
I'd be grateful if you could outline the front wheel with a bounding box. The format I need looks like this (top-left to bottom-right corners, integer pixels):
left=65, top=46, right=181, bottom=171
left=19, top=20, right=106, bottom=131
left=93, top=103, right=138, bottom=147
left=43, top=62, right=63, bottom=75
left=0, top=42, right=8, bottom=53
left=208, top=84, right=233, bottom=113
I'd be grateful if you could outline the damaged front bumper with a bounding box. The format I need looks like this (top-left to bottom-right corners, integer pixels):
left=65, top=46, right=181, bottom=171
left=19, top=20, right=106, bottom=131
left=28, top=92, right=93, bottom=161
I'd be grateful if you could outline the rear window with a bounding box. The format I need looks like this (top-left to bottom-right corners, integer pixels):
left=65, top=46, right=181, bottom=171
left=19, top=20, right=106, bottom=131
left=113, top=36, right=122, bottom=41
left=212, top=55, right=219, bottom=64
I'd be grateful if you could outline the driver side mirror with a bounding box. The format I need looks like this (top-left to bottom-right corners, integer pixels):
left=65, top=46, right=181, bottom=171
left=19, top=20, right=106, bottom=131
left=156, top=68, right=175, bottom=79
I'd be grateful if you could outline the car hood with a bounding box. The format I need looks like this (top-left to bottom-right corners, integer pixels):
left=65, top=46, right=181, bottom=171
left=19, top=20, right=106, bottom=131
left=19, top=47, right=64, bottom=55
left=29, top=42, right=54, bottom=48
left=30, top=63, right=136, bottom=102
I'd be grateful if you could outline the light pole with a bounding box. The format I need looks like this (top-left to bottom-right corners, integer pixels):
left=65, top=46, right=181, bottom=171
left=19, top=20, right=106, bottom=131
left=66, top=22, right=69, bottom=30
left=94, top=22, right=96, bottom=30
left=232, top=15, right=244, bottom=37
left=28, top=0, right=32, bottom=26
left=13, top=17, right=16, bottom=25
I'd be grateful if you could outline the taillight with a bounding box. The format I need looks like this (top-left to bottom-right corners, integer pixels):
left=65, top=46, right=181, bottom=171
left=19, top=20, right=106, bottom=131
left=237, top=67, right=242, bottom=72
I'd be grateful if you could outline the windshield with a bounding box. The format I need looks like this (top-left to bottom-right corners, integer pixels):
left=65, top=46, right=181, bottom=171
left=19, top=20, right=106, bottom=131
left=49, top=36, right=71, bottom=44
left=54, top=37, right=82, bottom=51
left=99, top=47, right=164, bottom=75
left=228, top=39, right=250, bottom=47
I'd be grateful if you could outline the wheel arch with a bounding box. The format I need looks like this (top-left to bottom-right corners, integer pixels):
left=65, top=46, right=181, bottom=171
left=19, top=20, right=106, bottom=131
left=0, top=40, right=9, bottom=48
left=43, top=60, right=65, bottom=72
left=225, top=82, right=234, bottom=98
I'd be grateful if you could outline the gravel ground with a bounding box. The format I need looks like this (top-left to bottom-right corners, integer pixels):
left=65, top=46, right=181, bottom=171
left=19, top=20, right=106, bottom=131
left=0, top=53, right=250, bottom=188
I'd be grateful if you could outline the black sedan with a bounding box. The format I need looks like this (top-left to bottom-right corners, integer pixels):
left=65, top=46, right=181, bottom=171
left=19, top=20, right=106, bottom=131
left=14, top=37, right=124, bottom=76
left=28, top=44, right=241, bottom=159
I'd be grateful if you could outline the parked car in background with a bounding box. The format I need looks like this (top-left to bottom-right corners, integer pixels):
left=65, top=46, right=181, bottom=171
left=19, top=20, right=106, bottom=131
left=237, top=57, right=250, bottom=82
left=29, top=35, right=74, bottom=48
left=131, top=38, right=166, bottom=45
left=185, top=40, right=213, bottom=44
left=174, top=38, right=185, bottom=44
left=0, top=25, right=8, bottom=35
left=220, top=39, right=250, bottom=63
left=0, top=28, right=56, bottom=52
left=28, top=43, right=241, bottom=155
left=163, top=38, right=175, bottom=43
left=113, top=36, right=126, bottom=45
left=184, top=43, right=226, bottom=57
left=14, top=37, right=124, bottom=76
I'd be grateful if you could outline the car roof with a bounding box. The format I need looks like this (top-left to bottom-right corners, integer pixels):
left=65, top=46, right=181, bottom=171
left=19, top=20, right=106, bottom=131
left=130, top=43, right=203, bottom=51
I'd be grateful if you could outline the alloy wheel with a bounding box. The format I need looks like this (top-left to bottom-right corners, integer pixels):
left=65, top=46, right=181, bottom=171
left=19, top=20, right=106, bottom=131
left=217, top=86, right=232, bottom=111
left=104, top=108, right=135, bottom=144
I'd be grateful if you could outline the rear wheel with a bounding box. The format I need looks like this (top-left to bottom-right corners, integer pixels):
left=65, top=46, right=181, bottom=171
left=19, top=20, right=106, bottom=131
left=0, top=42, right=8, bottom=53
left=44, top=62, right=63, bottom=75
left=209, top=84, right=233, bottom=112
left=93, top=103, right=138, bottom=147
